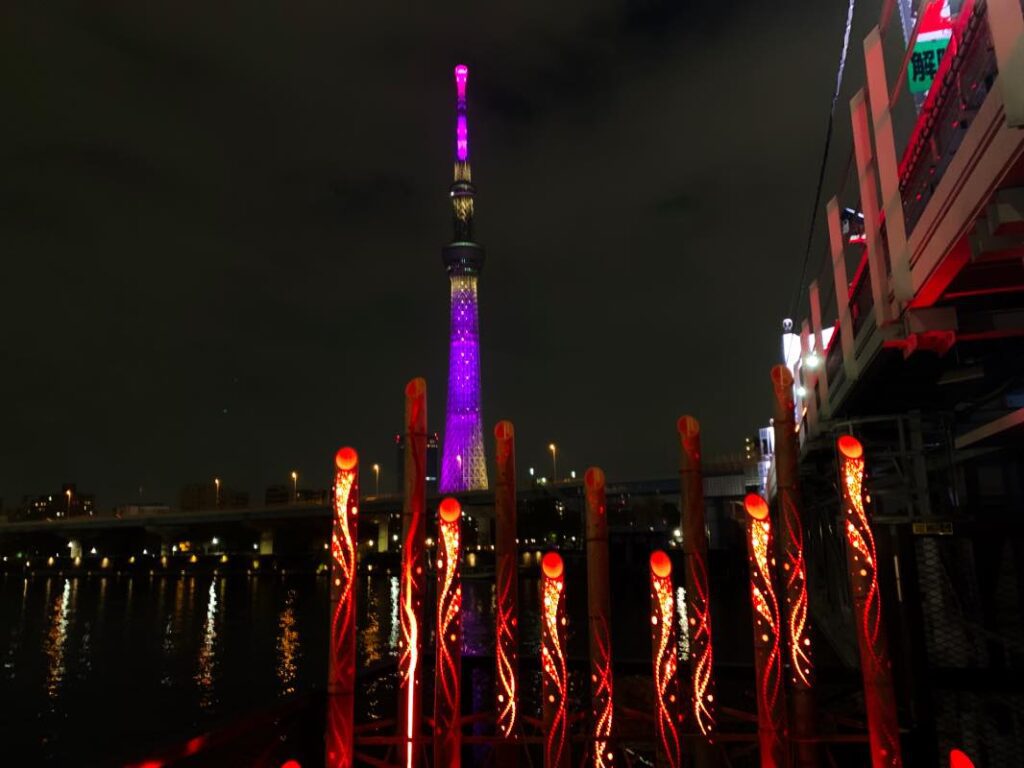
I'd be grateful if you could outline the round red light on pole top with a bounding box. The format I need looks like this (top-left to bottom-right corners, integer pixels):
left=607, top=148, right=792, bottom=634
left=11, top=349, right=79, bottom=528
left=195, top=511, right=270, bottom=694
left=949, top=749, right=974, bottom=768
left=744, top=493, right=770, bottom=521
left=584, top=467, right=605, bottom=490
left=542, top=551, right=564, bottom=580
left=676, top=415, right=700, bottom=438
left=439, top=497, right=462, bottom=523
left=650, top=550, right=672, bottom=579
left=494, top=420, right=514, bottom=440
left=837, top=435, right=864, bottom=460
left=335, top=446, right=358, bottom=471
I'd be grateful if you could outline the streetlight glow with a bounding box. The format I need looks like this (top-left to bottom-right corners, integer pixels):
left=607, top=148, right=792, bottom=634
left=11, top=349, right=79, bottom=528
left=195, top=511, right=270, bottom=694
left=548, top=443, right=558, bottom=483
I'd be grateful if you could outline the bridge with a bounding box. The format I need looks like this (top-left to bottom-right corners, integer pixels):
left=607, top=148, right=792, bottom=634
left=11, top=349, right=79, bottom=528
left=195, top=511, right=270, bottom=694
left=781, top=2, right=1024, bottom=763
left=0, top=472, right=754, bottom=565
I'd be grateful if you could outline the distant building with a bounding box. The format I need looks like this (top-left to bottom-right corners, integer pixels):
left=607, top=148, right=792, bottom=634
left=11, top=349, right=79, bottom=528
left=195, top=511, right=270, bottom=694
left=394, top=432, right=440, bottom=492
left=180, top=482, right=248, bottom=511
left=18, top=483, right=95, bottom=521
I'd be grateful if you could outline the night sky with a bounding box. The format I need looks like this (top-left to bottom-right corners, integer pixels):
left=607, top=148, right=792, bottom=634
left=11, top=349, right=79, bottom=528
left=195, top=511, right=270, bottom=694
left=2, top=1, right=880, bottom=506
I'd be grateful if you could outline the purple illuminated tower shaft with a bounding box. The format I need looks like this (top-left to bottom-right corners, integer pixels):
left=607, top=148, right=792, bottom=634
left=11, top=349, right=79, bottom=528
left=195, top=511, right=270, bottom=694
left=440, top=64, right=488, bottom=493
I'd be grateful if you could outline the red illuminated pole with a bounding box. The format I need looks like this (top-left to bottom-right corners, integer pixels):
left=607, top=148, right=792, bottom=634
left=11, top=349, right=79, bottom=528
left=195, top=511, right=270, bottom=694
left=837, top=436, right=902, bottom=768
left=326, top=447, right=359, bottom=768
left=744, top=494, right=788, bottom=768
left=677, top=416, right=717, bottom=746
left=585, top=467, right=615, bottom=767
left=649, top=550, right=683, bottom=768
left=398, top=378, right=428, bottom=768
left=434, top=497, right=463, bottom=767
left=541, top=551, right=570, bottom=768
left=493, top=421, right=520, bottom=767
left=770, top=365, right=817, bottom=768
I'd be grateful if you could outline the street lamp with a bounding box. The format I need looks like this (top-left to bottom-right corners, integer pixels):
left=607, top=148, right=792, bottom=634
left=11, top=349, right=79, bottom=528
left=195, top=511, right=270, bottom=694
left=548, top=443, right=558, bottom=483
left=214, top=477, right=221, bottom=508
left=65, top=489, right=72, bottom=518
left=373, top=464, right=381, bottom=497
left=291, top=471, right=298, bottom=501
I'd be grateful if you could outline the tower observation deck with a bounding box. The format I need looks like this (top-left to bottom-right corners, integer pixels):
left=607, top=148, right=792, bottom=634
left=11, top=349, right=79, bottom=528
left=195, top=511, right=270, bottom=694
left=440, top=64, right=488, bottom=492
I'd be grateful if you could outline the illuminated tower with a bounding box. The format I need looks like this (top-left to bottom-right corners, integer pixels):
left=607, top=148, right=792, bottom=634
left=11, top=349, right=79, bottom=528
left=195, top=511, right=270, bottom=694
left=440, top=64, right=489, bottom=492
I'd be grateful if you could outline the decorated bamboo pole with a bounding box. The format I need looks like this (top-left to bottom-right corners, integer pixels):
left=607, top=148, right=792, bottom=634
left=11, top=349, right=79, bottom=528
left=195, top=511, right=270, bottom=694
left=837, top=436, right=902, bottom=768
left=770, top=365, right=817, bottom=767
left=649, top=550, right=683, bottom=768
left=541, top=551, right=570, bottom=768
left=325, top=447, right=359, bottom=768
left=677, top=416, right=717, bottom=744
left=744, top=494, right=788, bottom=768
left=493, top=421, right=520, bottom=767
left=434, top=497, right=463, bottom=767
left=397, top=378, right=428, bottom=768
left=585, top=467, right=615, bottom=767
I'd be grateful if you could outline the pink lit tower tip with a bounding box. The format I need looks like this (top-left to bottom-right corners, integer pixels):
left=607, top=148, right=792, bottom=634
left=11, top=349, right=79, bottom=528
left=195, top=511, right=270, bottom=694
left=440, top=64, right=489, bottom=492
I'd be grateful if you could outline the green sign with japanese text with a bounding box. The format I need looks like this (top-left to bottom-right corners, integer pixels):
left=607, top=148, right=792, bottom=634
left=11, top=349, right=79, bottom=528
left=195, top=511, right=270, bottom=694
left=908, top=38, right=949, bottom=95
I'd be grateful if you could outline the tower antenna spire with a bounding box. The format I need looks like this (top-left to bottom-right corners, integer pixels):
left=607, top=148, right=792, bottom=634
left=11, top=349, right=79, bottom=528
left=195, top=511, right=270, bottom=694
left=440, top=64, right=488, bottom=493
left=450, top=64, right=476, bottom=243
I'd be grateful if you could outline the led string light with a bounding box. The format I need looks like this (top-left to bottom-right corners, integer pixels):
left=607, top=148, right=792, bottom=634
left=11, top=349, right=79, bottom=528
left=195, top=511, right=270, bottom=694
left=744, top=494, right=788, bottom=768
left=326, top=447, right=358, bottom=768
left=649, top=551, right=683, bottom=768
left=434, top=497, right=463, bottom=767
left=541, top=552, right=569, bottom=768
left=585, top=468, right=615, bottom=767
left=837, top=436, right=902, bottom=768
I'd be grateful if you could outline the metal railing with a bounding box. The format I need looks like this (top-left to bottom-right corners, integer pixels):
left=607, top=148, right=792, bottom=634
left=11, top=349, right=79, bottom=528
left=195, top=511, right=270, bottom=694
left=849, top=254, right=873, bottom=338
left=899, top=0, right=999, bottom=235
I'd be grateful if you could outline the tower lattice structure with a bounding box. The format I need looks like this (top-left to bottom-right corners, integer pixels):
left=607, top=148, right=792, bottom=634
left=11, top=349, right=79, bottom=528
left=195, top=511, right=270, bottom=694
left=440, top=64, right=489, bottom=492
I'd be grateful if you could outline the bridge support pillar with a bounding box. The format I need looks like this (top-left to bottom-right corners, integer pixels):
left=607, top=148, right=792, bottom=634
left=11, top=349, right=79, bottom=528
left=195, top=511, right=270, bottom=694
left=68, top=539, right=82, bottom=559
left=377, top=518, right=391, bottom=553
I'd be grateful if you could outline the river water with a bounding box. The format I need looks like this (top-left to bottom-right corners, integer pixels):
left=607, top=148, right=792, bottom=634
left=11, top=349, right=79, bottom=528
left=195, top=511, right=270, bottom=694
left=1, top=565, right=648, bottom=766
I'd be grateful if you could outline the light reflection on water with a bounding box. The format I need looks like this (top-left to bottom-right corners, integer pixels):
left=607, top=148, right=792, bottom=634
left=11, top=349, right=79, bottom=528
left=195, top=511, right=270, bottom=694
left=277, top=588, right=299, bottom=695
left=195, top=578, right=219, bottom=709
left=388, top=574, right=400, bottom=651
left=359, top=574, right=385, bottom=665
left=0, top=569, right=587, bottom=765
left=43, top=579, right=71, bottom=701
